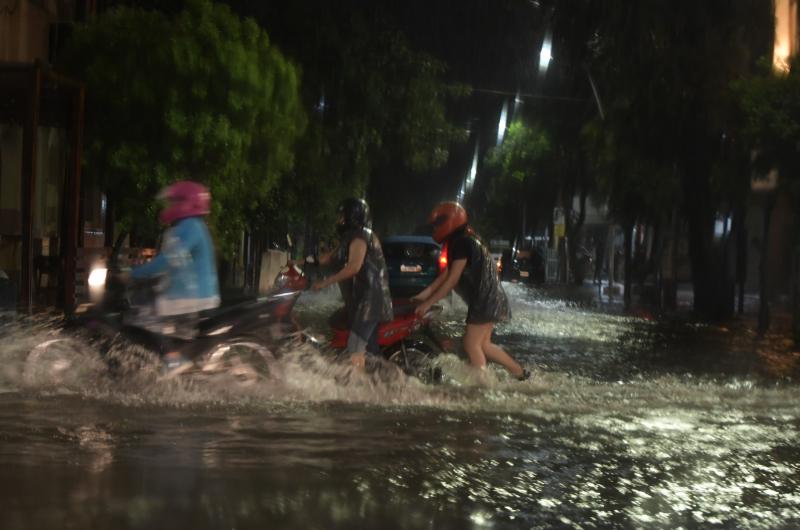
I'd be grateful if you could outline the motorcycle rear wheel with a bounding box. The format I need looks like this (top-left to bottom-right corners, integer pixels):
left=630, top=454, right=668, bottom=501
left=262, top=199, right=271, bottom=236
left=24, top=336, right=105, bottom=390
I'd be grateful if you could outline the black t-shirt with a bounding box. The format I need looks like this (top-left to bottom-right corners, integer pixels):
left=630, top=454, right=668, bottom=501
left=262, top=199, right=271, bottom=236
left=446, top=231, right=480, bottom=302
left=446, top=227, right=511, bottom=324
left=447, top=232, right=473, bottom=264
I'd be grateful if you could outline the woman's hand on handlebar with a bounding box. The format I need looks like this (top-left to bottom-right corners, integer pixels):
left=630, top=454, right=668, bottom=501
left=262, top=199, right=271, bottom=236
left=414, top=300, right=432, bottom=317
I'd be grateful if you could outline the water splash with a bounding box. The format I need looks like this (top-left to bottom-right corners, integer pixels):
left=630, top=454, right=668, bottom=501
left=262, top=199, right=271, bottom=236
left=2, top=287, right=800, bottom=529
left=2, top=286, right=799, bottom=419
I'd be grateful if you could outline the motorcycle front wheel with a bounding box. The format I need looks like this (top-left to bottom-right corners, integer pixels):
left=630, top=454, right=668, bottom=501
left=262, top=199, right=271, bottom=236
left=199, top=339, right=278, bottom=385
left=385, top=341, right=441, bottom=383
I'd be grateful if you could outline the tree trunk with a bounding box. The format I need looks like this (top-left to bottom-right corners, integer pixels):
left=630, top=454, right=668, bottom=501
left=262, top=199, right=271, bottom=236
left=564, top=189, right=587, bottom=285
left=623, top=221, right=634, bottom=310
left=758, top=194, right=775, bottom=336
left=607, top=224, right=616, bottom=287
left=793, top=247, right=800, bottom=345
left=682, top=153, right=718, bottom=316
left=718, top=219, right=735, bottom=320
left=652, top=215, right=666, bottom=308
left=734, top=205, right=747, bottom=315
left=662, top=210, right=680, bottom=310
left=594, top=227, right=607, bottom=285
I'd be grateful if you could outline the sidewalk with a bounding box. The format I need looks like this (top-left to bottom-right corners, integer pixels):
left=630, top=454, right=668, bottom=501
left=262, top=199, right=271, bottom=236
left=534, top=279, right=794, bottom=330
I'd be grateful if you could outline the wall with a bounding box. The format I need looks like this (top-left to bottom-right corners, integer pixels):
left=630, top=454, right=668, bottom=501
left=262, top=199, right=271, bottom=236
left=774, top=0, right=799, bottom=72
left=0, top=1, right=59, bottom=63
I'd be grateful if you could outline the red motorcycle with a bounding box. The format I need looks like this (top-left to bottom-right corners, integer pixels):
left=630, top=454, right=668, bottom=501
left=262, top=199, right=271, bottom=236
left=279, top=264, right=444, bottom=382
left=328, top=300, right=443, bottom=378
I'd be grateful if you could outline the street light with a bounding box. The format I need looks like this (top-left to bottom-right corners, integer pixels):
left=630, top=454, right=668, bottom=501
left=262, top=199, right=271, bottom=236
left=496, top=99, right=509, bottom=145
left=539, top=30, right=553, bottom=74
left=536, top=27, right=605, bottom=121
left=466, top=143, right=478, bottom=193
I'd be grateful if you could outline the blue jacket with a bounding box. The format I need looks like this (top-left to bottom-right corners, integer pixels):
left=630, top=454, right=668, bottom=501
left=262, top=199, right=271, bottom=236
left=131, top=216, right=220, bottom=316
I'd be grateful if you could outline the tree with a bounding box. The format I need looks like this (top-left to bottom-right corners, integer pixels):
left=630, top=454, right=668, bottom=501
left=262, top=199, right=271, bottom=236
left=483, top=120, right=553, bottom=240
left=736, top=59, right=800, bottom=337
left=583, top=120, right=679, bottom=308
left=59, top=0, right=306, bottom=255
left=736, top=60, right=800, bottom=182
left=223, top=1, right=467, bottom=242
left=584, top=0, right=773, bottom=316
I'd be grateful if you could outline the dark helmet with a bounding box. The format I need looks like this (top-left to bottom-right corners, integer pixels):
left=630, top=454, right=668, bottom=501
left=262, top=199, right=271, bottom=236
left=337, top=197, right=369, bottom=233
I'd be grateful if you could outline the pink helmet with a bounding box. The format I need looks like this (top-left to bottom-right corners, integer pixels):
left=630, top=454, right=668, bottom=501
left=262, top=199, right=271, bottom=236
left=158, top=181, right=211, bottom=225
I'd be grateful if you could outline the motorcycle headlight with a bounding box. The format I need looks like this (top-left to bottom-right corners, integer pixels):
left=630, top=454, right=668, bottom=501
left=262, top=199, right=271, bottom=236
left=88, top=267, right=108, bottom=288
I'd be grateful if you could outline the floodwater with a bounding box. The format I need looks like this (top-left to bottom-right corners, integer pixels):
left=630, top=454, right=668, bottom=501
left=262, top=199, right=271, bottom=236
left=1, top=284, right=799, bottom=529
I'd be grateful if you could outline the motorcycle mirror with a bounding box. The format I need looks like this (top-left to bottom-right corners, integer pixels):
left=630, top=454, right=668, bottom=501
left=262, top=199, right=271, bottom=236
left=108, top=231, right=129, bottom=272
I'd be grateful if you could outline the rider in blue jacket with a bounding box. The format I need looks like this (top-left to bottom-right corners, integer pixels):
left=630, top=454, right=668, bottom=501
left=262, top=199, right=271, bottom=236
left=130, top=180, right=220, bottom=373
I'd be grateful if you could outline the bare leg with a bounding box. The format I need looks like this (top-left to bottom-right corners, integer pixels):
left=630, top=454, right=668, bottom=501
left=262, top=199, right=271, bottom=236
left=463, top=323, right=490, bottom=369
left=481, top=328, right=524, bottom=377
left=350, top=351, right=366, bottom=370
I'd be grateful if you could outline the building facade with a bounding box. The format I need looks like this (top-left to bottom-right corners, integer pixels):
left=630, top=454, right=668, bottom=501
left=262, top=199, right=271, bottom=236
left=0, top=0, right=91, bottom=312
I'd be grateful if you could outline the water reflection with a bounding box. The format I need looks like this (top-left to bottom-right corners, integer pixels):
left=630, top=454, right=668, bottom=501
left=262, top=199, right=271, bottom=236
left=0, top=285, right=799, bottom=528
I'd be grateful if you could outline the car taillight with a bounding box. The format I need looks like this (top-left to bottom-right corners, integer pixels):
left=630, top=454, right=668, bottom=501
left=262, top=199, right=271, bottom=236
left=439, top=245, right=448, bottom=272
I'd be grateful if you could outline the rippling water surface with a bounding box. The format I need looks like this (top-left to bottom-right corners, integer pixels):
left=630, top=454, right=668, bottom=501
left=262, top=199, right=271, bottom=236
left=1, top=284, right=799, bottom=529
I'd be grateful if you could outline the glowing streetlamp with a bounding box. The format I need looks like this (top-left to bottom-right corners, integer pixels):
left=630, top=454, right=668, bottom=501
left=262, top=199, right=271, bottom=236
left=496, top=99, right=509, bottom=145
left=539, top=30, right=553, bottom=75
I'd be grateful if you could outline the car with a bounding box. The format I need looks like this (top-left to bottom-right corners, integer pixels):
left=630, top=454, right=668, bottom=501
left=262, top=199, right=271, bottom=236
left=382, top=235, right=444, bottom=298
left=510, top=247, right=545, bottom=284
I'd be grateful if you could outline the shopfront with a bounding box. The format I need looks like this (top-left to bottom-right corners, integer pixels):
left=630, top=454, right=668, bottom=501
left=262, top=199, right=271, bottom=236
left=0, top=62, right=83, bottom=313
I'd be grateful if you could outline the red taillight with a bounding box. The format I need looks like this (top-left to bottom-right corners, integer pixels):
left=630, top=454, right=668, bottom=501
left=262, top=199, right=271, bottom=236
left=439, top=245, right=448, bottom=272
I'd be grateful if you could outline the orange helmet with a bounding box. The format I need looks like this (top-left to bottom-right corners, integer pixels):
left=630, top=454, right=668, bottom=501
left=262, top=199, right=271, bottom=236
left=429, top=202, right=468, bottom=243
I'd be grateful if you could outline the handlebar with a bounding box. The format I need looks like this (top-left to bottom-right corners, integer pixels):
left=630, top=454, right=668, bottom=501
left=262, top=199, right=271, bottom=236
left=107, top=231, right=129, bottom=274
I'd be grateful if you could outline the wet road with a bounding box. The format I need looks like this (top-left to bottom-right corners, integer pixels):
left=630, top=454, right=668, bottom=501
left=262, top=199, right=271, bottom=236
left=1, top=284, right=799, bottom=529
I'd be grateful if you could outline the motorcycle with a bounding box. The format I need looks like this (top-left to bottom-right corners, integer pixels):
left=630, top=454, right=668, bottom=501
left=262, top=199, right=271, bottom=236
left=25, top=235, right=306, bottom=385
left=282, top=263, right=445, bottom=382
left=325, top=302, right=443, bottom=382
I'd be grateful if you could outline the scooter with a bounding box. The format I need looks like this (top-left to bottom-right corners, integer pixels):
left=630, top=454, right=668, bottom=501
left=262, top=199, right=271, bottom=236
left=280, top=263, right=444, bottom=382
left=26, top=235, right=306, bottom=384
left=326, top=301, right=443, bottom=380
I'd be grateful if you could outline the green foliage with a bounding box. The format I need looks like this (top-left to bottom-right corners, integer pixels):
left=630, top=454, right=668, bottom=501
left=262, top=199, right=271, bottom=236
left=568, top=0, right=773, bottom=265
left=583, top=119, right=677, bottom=225
left=479, top=120, right=552, bottom=238
left=735, top=60, right=800, bottom=182
left=487, top=121, right=551, bottom=183
left=60, top=0, right=305, bottom=254
left=589, top=0, right=772, bottom=164
left=261, top=13, right=468, bottom=238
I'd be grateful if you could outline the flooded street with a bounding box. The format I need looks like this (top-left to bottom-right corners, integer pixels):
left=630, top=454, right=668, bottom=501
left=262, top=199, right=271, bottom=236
left=1, top=283, right=799, bottom=529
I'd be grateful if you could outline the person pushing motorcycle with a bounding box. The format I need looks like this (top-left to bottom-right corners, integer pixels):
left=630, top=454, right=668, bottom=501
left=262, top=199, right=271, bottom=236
left=312, top=198, right=393, bottom=369
left=413, top=202, right=530, bottom=381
